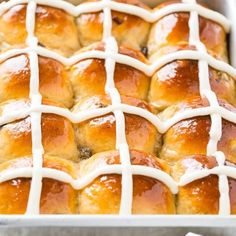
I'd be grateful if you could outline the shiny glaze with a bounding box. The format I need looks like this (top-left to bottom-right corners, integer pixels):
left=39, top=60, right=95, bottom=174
left=160, top=98, right=236, bottom=164
left=74, top=95, right=158, bottom=156
left=35, top=5, right=79, bottom=55
left=178, top=175, right=220, bottom=214
left=0, top=156, right=77, bottom=214
left=0, top=5, right=27, bottom=46
left=80, top=174, right=175, bottom=214
left=40, top=178, right=77, bottom=214
left=105, top=149, right=165, bottom=168
left=162, top=117, right=211, bottom=159
left=0, top=0, right=233, bottom=214
left=0, top=54, right=73, bottom=107
left=0, top=4, right=79, bottom=56
left=78, top=42, right=148, bottom=62
left=173, top=155, right=236, bottom=214
left=77, top=0, right=150, bottom=50
left=149, top=60, right=235, bottom=110
left=71, top=57, right=150, bottom=101
left=0, top=178, right=30, bottom=214
left=0, top=100, right=78, bottom=162
left=71, top=43, right=150, bottom=102
left=148, top=0, right=227, bottom=60
left=79, top=150, right=175, bottom=214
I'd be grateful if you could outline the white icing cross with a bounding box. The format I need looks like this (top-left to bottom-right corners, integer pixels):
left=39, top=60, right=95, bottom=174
left=1, top=47, right=236, bottom=78
left=102, top=0, right=133, bottom=214
left=0, top=0, right=230, bottom=32
left=182, top=0, right=231, bottom=215
left=24, top=0, right=44, bottom=214
left=0, top=0, right=235, bottom=215
left=0, top=165, right=178, bottom=194
left=1, top=103, right=236, bottom=135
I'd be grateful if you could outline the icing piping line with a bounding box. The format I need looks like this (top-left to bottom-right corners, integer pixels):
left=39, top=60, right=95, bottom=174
left=179, top=162, right=236, bottom=186
left=1, top=48, right=236, bottom=79
left=0, top=0, right=234, bottom=215
left=0, top=0, right=230, bottom=32
left=0, top=165, right=179, bottom=194
left=102, top=0, right=133, bottom=215
left=182, top=0, right=230, bottom=215
left=1, top=104, right=236, bottom=135
left=24, top=0, right=44, bottom=215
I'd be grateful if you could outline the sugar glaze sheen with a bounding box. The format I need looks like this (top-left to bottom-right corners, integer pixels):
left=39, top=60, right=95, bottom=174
left=0, top=0, right=235, bottom=215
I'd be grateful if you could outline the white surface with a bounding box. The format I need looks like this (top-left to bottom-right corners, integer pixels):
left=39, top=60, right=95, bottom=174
left=0, top=215, right=236, bottom=227
left=186, top=233, right=202, bottom=236
left=0, top=227, right=235, bottom=236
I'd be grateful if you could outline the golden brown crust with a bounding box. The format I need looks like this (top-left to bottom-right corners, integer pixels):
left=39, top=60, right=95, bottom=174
left=172, top=155, right=236, bottom=214
left=0, top=54, right=73, bottom=107
left=0, top=0, right=234, bottom=215
left=73, top=95, right=160, bottom=158
left=0, top=5, right=79, bottom=56
left=71, top=42, right=150, bottom=101
left=229, top=176, right=236, bottom=214
left=0, top=99, right=78, bottom=162
left=77, top=41, right=149, bottom=61
left=148, top=60, right=236, bottom=110
left=79, top=150, right=175, bottom=214
left=77, top=0, right=150, bottom=51
left=0, top=5, right=27, bottom=48
left=0, top=155, right=78, bottom=214
left=160, top=97, right=236, bottom=165
left=148, top=1, right=227, bottom=61
left=147, top=0, right=232, bottom=110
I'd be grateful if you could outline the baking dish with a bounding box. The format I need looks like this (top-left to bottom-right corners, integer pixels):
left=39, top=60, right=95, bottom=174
left=0, top=0, right=235, bottom=228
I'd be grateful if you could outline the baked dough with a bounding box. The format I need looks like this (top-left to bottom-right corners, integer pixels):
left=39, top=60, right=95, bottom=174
left=0, top=0, right=235, bottom=215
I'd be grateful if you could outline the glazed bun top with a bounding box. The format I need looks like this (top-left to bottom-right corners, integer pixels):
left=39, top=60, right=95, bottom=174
left=77, top=0, right=151, bottom=51
left=0, top=5, right=80, bottom=56
left=148, top=0, right=228, bottom=61
left=0, top=0, right=235, bottom=216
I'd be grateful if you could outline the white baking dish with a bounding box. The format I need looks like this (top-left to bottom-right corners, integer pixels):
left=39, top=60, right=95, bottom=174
left=0, top=215, right=236, bottom=227
left=0, top=0, right=235, bottom=228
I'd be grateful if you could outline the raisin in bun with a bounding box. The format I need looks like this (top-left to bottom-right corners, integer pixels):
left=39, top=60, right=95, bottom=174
left=70, top=42, right=150, bottom=102
left=148, top=0, right=228, bottom=60
left=147, top=0, right=233, bottom=110
left=77, top=0, right=150, bottom=51
left=72, top=95, right=160, bottom=159
left=148, top=59, right=235, bottom=110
